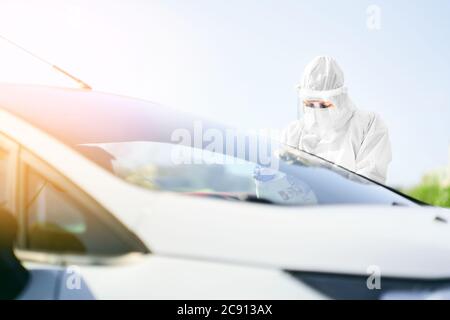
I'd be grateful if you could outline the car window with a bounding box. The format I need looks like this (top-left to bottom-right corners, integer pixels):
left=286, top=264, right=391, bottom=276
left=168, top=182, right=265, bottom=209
left=24, top=167, right=138, bottom=255
left=0, top=147, right=10, bottom=207
left=0, top=134, right=18, bottom=212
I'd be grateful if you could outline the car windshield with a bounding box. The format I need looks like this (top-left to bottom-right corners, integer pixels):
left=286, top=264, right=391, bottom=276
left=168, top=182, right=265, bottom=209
left=0, top=87, right=418, bottom=207
left=79, top=139, right=418, bottom=207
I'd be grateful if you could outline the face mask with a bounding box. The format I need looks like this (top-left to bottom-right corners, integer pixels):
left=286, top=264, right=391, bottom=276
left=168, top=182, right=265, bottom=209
left=299, top=92, right=355, bottom=133
left=303, top=107, right=336, bottom=133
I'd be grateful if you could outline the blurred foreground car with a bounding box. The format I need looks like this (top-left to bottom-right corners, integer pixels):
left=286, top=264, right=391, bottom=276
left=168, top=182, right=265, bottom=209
left=1, top=83, right=450, bottom=300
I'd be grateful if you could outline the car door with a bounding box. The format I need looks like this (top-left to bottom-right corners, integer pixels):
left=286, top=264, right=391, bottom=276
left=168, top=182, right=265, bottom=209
left=0, top=132, right=18, bottom=213
left=0, top=132, right=60, bottom=300
left=13, top=147, right=149, bottom=299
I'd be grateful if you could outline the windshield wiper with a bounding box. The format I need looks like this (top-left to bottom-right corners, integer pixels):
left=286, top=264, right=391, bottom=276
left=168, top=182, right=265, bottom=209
left=189, top=193, right=274, bottom=205
left=391, top=201, right=409, bottom=206
left=238, top=194, right=274, bottom=205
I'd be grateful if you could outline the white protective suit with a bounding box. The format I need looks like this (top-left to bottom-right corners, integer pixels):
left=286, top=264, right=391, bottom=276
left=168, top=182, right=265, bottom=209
left=281, top=56, right=392, bottom=184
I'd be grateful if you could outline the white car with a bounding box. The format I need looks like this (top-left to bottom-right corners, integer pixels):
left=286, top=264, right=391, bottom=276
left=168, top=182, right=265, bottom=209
left=0, top=83, right=448, bottom=300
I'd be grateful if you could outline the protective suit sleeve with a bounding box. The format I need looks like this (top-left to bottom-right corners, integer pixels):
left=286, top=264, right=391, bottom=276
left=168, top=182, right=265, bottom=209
left=355, top=114, right=392, bottom=184
left=280, top=120, right=303, bottom=148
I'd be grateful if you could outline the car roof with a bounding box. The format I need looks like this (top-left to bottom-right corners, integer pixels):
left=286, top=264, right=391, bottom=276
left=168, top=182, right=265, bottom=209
left=0, top=83, right=220, bottom=146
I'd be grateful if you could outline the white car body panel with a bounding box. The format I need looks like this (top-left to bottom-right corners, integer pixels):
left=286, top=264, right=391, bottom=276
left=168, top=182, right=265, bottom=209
left=60, top=256, right=323, bottom=300
left=138, top=196, right=450, bottom=278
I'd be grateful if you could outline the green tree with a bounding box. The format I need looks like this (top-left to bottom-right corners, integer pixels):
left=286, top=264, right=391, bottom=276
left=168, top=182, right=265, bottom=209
left=404, top=183, right=450, bottom=208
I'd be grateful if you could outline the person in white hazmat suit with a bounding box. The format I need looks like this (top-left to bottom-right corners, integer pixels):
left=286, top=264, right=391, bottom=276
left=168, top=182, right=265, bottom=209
left=283, top=55, right=392, bottom=184
left=254, top=56, right=391, bottom=205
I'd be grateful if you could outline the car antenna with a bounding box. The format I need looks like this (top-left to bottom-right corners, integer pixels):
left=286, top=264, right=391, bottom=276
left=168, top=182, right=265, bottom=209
left=0, top=34, right=92, bottom=90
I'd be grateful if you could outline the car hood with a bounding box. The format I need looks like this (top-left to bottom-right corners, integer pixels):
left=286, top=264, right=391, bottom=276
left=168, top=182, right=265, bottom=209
left=134, top=193, right=450, bottom=279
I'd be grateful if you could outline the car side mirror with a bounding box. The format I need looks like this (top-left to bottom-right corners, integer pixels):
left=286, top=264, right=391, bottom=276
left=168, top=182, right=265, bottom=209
left=0, top=207, right=29, bottom=299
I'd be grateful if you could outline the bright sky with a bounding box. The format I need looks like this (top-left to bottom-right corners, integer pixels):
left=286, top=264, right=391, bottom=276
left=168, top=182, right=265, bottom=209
left=0, top=0, right=449, bottom=187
